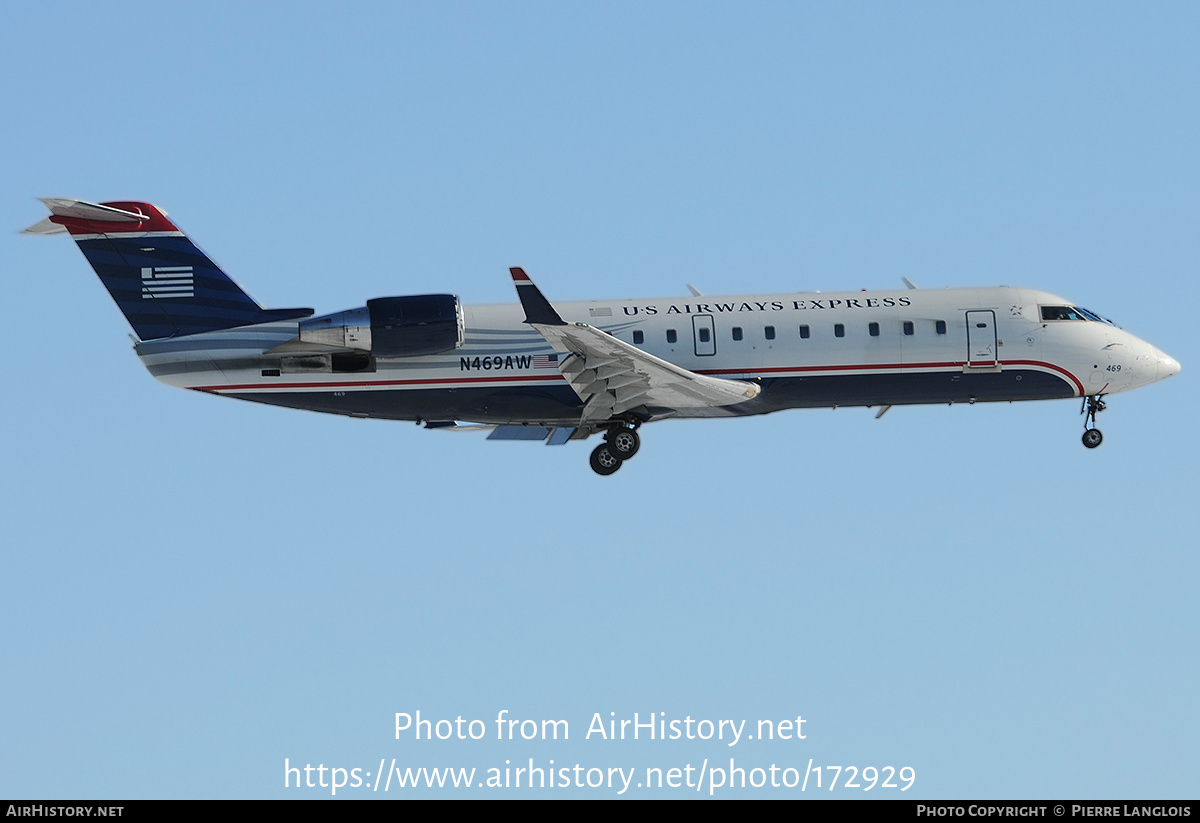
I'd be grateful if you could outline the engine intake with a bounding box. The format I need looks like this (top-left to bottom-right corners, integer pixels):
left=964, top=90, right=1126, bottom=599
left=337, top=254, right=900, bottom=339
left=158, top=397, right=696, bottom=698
left=298, top=294, right=464, bottom=357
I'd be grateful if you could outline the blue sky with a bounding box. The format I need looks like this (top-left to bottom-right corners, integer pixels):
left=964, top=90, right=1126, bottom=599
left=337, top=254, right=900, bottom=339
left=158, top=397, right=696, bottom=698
left=2, top=2, right=1196, bottom=799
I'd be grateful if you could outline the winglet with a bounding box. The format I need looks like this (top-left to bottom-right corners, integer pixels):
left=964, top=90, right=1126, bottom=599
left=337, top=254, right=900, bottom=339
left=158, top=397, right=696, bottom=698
left=510, top=267, right=566, bottom=326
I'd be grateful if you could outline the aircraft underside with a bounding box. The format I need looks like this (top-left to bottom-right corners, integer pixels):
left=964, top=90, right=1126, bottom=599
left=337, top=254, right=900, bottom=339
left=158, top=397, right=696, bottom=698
left=220, top=367, right=1077, bottom=424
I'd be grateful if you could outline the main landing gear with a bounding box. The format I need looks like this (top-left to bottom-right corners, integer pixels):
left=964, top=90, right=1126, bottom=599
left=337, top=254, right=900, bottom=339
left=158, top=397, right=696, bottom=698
left=588, top=423, right=642, bottom=475
left=1081, top=395, right=1106, bottom=449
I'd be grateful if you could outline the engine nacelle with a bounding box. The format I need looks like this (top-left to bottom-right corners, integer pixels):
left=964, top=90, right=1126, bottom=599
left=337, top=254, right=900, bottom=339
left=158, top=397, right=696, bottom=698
left=298, top=294, right=464, bottom=357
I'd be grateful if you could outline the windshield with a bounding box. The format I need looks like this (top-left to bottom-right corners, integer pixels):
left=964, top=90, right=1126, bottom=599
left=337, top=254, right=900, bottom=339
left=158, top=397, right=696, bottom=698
left=1074, top=307, right=1117, bottom=326
left=1041, top=305, right=1116, bottom=325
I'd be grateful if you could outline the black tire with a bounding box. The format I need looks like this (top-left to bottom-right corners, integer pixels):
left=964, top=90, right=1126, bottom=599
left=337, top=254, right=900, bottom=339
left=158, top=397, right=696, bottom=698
left=608, top=428, right=640, bottom=460
left=589, top=443, right=623, bottom=475
left=1082, top=428, right=1103, bottom=449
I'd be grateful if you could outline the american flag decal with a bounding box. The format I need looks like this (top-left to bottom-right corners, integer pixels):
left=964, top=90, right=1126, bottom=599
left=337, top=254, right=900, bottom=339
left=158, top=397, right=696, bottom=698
left=532, top=353, right=559, bottom=369
left=588, top=306, right=612, bottom=317
left=141, top=266, right=194, bottom=299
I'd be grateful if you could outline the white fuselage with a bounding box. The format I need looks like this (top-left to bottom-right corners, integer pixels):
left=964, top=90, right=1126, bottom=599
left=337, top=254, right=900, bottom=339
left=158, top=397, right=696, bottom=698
left=133, top=285, right=1178, bottom=426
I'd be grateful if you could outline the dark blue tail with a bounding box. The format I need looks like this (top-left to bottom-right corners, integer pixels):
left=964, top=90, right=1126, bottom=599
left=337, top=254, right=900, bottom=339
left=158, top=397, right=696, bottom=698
left=29, top=199, right=310, bottom=340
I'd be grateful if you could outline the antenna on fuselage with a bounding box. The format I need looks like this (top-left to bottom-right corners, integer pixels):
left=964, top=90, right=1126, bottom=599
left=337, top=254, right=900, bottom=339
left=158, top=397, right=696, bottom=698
left=902, top=278, right=918, bottom=290
left=687, top=284, right=704, bottom=296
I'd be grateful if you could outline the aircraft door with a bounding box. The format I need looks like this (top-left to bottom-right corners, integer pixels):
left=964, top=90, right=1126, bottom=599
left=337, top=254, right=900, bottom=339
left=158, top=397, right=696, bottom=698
left=966, top=310, right=998, bottom=367
left=693, top=314, right=716, bottom=356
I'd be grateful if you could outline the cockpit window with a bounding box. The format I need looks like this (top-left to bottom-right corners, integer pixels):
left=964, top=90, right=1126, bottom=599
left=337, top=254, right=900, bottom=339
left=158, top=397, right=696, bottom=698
left=1074, top=307, right=1114, bottom=325
left=1041, top=306, right=1086, bottom=321
left=1041, top=305, right=1115, bottom=325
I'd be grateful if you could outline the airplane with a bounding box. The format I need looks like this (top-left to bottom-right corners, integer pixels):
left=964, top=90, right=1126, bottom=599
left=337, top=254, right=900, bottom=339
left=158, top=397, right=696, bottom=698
left=25, top=198, right=1180, bottom=475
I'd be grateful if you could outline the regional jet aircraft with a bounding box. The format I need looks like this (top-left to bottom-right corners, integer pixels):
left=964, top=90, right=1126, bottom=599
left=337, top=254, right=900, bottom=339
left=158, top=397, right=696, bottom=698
left=26, top=199, right=1180, bottom=474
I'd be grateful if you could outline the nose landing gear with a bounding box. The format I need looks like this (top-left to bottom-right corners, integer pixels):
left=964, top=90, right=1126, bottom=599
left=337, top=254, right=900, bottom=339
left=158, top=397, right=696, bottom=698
left=1081, top=395, right=1106, bottom=449
left=588, top=422, right=642, bottom=475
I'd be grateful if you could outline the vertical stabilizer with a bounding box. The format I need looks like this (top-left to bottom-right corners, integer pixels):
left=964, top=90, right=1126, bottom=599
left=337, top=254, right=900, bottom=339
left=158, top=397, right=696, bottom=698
left=25, top=199, right=310, bottom=340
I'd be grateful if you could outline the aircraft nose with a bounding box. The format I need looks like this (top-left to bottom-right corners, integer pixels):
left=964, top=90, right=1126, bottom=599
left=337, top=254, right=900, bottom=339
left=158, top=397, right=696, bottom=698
left=1156, top=349, right=1181, bottom=381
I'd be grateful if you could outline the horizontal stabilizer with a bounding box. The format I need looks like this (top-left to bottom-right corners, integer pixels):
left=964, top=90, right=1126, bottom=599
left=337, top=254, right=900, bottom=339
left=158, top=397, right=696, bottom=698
left=22, top=218, right=66, bottom=235
left=24, top=197, right=177, bottom=235
left=23, top=198, right=150, bottom=234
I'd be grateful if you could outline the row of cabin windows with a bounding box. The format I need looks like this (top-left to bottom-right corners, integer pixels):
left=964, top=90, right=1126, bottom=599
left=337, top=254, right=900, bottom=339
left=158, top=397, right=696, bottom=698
left=815, top=320, right=948, bottom=339
left=731, top=326, right=777, bottom=341
left=632, top=320, right=948, bottom=346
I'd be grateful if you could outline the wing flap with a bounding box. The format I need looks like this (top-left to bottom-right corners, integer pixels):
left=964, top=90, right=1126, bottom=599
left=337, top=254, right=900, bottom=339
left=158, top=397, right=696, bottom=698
left=509, top=268, right=760, bottom=426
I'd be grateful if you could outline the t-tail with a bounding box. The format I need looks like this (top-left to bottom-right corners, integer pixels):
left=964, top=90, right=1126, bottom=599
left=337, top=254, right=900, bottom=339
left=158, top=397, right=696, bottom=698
left=24, top=199, right=311, bottom=340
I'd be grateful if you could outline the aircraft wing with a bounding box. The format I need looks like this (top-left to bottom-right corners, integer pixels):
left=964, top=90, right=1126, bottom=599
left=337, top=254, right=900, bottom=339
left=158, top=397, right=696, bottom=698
left=510, top=268, right=760, bottom=424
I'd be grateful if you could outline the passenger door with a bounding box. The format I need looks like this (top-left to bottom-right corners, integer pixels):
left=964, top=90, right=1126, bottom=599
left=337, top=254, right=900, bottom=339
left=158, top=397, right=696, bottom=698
left=966, top=310, right=998, bottom=367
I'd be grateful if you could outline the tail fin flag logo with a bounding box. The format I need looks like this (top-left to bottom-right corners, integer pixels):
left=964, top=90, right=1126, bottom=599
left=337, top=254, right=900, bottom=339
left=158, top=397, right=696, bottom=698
left=141, top=266, right=194, bottom=299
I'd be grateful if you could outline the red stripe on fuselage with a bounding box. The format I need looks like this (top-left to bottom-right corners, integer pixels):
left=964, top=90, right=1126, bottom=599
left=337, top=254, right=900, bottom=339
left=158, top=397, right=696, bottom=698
left=696, top=359, right=1085, bottom=396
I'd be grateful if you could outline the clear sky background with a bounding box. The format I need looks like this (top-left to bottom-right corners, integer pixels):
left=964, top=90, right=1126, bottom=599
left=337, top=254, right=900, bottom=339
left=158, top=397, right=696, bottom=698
left=2, top=2, right=1196, bottom=799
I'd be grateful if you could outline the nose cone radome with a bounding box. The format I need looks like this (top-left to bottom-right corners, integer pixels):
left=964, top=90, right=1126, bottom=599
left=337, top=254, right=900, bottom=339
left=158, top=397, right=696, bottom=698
left=1156, top=350, right=1181, bottom=381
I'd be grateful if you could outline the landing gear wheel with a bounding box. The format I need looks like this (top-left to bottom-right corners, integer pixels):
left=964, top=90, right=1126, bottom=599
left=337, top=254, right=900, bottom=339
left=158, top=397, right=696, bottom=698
left=607, top=428, right=640, bottom=460
left=1081, top=396, right=1107, bottom=448
left=589, top=443, right=623, bottom=475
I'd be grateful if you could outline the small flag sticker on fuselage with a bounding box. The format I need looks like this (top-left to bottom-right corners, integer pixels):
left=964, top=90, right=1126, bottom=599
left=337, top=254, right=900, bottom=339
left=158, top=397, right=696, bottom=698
left=532, top=353, right=559, bottom=369
left=142, top=266, right=194, bottom=299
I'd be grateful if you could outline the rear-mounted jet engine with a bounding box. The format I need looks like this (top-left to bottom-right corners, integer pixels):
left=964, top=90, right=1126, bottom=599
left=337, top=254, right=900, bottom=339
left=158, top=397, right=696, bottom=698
left=298, top=294, right=465, bottom=357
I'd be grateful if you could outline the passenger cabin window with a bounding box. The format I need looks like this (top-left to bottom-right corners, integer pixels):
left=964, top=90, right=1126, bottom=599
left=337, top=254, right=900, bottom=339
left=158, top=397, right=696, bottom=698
left=936, top=320, right=946, bottom=335
left=667, top=329, right=677, bottom=343
left=632, top=330, right=644, bottom=344
left=732, top=327, right=743, bottom=341
left=834, top=324, right=845, bottom=338
left=868, top=322, right=880, bottom=337
left=765, top=325, right=775, bottom=340
left=799, top=325, right=810, bottom=339
left=903, top=321, right=914, bottom=336
left=698, top=328, right=710, bottom=343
